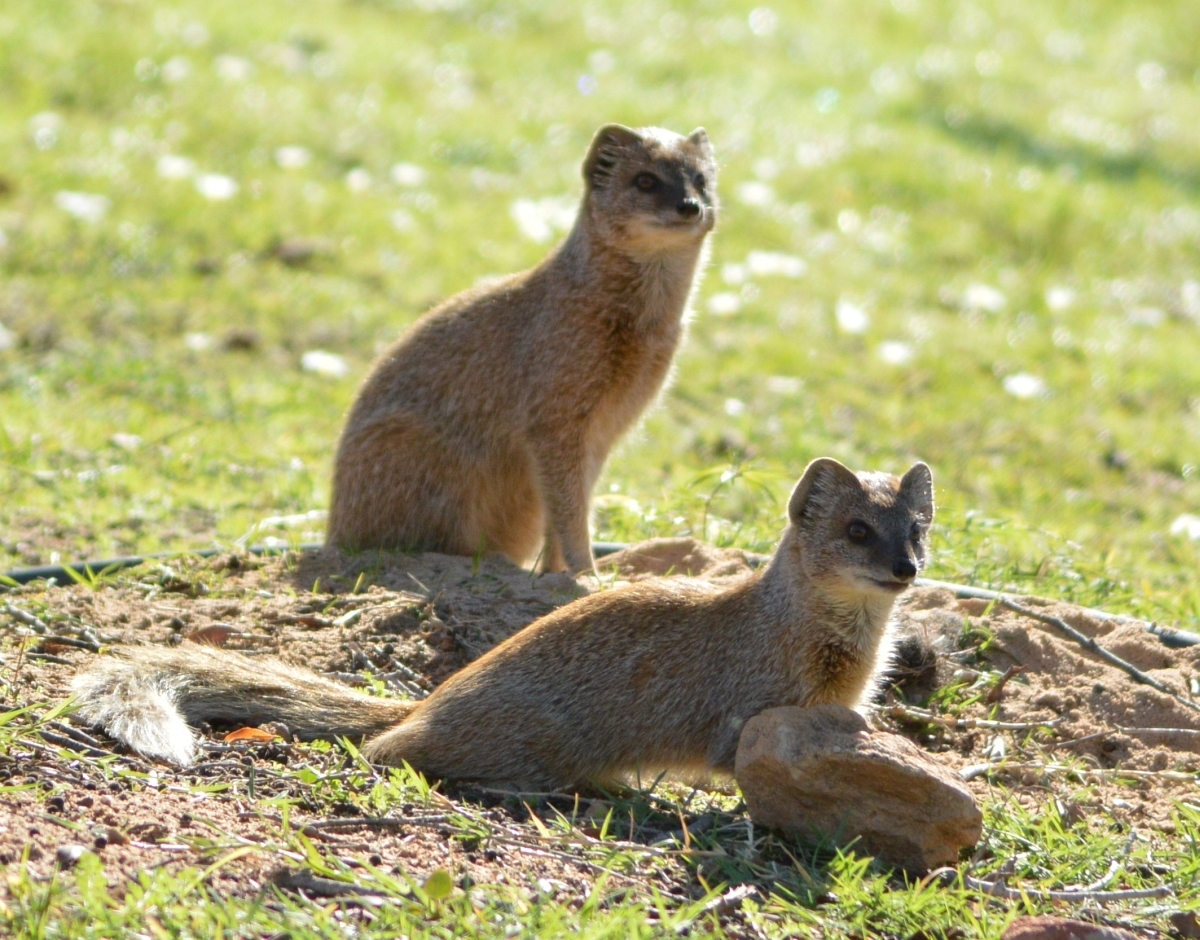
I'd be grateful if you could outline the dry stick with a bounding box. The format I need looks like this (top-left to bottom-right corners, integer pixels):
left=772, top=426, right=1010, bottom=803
left=960, top=760, right=1195, bottom=783
left=0, top=603, right=49, bottom=634
left=962, top=874, right=1170, bottom=903
left=881, top=703, right=1062, bottom=732
left=931, top=866, right=1172, bottom=903
left=1116, top=725, right=1200, bottom=738
left=275, top=869, right=386, bottom=902
left=995, top=597, right=1200, bottom=715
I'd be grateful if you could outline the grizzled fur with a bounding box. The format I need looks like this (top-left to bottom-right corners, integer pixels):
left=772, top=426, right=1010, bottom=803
left=72, top=458, right=933, bottom=789
left=327, top=124, right=718, bottom=573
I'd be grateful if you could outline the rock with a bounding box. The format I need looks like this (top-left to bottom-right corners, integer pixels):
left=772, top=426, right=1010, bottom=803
left=734, top=705, right=982, bottom=872
left=55, top=843, right=88, bottom=869
left=1001, top=916, right=1141, bottom=940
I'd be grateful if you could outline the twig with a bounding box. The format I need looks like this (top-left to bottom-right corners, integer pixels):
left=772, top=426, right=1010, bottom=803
left=1, top=603, right=49, bottom=633
left=960, top=760, right=1196, bottom=783
left=931, top=866, right=1172, bottom=902
left=881, top=703, right=1061, bottom=732
left=963, top=874, right=1170, bottom=902
left=985, top=664, right=1027, bottom=703
left=996, top=597, right=1200, bottom=715
left=37, top=730, right=117, bottom=759
left=1049, top=730, right=1110, bottom=750
left=24, top=651, right=73, bottom=665
left=275, top=869, right=386, bottom=903
left=48, top=721, right=108, bottom=750
left=1116, top=725, right=1200, bottom=738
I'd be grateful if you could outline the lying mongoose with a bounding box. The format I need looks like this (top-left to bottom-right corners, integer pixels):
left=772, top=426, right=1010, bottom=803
left=327, top=124, right=717, bottom=573
left=72, top=457, right=933, bottom=790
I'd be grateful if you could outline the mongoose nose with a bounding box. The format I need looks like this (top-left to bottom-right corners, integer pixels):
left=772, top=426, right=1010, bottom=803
left=677, top=198, right=701, bottom=219
left=892, top=558, right=918, bottom=581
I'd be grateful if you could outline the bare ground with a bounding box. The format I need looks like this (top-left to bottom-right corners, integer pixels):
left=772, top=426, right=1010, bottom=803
left=2, top=537, right=1199, bottom=908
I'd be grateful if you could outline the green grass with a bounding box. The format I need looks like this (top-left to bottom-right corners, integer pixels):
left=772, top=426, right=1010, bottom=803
left=2, top=0, right=1200, bottom=934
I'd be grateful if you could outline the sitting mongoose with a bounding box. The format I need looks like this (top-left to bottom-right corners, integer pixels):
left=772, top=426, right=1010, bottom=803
left=71, top=457, right=933, bottom=790
left=327, top=124, right=717, bottom=573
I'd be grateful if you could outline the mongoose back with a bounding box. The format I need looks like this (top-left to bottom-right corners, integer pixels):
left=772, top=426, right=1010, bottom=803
left=327, top=124, right=717, bottom=573
left=73, top=457, right=933, bottom=789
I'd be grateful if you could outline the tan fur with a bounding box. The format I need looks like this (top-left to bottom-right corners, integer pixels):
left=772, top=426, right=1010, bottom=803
left=327, top=124, right=718, bottom=573
left=72, top=458, right=934, bottom=789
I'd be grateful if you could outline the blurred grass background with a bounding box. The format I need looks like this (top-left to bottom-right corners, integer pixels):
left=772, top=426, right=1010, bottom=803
left=1, top=0, right=1199, bottom=622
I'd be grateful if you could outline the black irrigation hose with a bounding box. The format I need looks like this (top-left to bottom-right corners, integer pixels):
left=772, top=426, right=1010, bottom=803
left=4, top=547, right=1197, bottom=649
left=0, top=541, right=630, bottom=587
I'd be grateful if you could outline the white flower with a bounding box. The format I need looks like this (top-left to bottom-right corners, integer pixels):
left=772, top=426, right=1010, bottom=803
left=1045, top=286, right=1075, bottom=311
left=301, top=350, right=350, bottom=378
left=29, top=111, right=60, bottom=150
left=721, top=263, right=747, bottom=285
left=510, top=196, right=577, bottom=243
left=877, top=341, right=914, bottom=365
left=766, top=376, right=802, bottom=395
left=390, top=209, right=416, bottom=232
left=1003, top=373, right=1046, bottom=399
left=275, top=146, right=311, bottom=169
left=161, top=55, right=192, bottom=83
left=707, top=292, right=742, bottom=316
left=345, top=168, right=372, bottom=192
left=195, top=173, right=238, bottom=200
left=1169, top=514, right=1200, bottom=540
left=1182, top=280, right=1200, bottom=321
left=724, top=398, right=746, bottom=416
left=748, top=7, right=777, bottom=36
left=215, top=55, right=253, bottom=82
left=1127, top=306, right=1165, bottom=327
left=157, top=155, right=196, bottom=179
left=391, top=162, right=428, bottom=187
left=835, top=298, right=870, bottom=334
left=735, top=181, right=775, bottom=207
left=746, top=250, right=806, bottom=278
left=55, top=191, right=110, bottom=223
left=0, top=322, right=14, bottom=351
left=964, top=283, right=1006, bottom=313
left=184, top=332, right=214, bottom=351
left=110, top=433, right=143, bottom=451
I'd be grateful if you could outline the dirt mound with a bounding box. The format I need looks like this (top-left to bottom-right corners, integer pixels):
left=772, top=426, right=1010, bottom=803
left=891, top=588, right=1200, bottom=831
left=2, top=539, right=1199, bottom=890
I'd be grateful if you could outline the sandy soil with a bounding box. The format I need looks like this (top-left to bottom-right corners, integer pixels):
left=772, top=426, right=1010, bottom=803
left=2, top=537, right=1198, bottom=899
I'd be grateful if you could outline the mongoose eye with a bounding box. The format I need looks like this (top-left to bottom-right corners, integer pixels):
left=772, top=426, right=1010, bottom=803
left=693, top=173, right=706, bottom=193
left=909, top=521, right=924, bottom=542
left=633, top=172, right=661, bottom=192
left=847, top=520, right=871, bottom=542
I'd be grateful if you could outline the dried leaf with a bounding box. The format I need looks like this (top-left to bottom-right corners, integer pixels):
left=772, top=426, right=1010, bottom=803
left=223, top=727, right=277, bottom=743
left=185, top=624, right=236, bottom=647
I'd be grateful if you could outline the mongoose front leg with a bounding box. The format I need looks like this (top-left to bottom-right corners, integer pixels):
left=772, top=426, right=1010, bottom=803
left=533, top=443, right=594, bottom=574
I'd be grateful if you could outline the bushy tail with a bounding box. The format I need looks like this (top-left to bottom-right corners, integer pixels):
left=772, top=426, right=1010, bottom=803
left=71, top=644, right=417, bottom=766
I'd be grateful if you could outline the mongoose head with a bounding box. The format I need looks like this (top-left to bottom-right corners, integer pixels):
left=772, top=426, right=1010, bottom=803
left=580, top=124, right=717, bottom=253
left=783, top=457, right=934, bottom=603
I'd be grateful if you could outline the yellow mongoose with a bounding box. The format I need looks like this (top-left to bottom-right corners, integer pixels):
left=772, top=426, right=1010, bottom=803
left=73, top=458, right=933, bottom=790
left=327, top=124, right=717, bottom=573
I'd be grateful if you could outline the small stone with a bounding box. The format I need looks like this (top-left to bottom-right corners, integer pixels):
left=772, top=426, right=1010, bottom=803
left=1001, top=916, right=1140, bottom=940
left=735, top=705, right=982, bottom=872
left=55, top=843, right=88, bottom=868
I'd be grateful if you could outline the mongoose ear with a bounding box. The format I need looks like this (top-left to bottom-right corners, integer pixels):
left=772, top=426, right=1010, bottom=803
left=899, top=462, right=934, bottom=521
left=688, top=127, right=711, bottom=150
left=583, top=124, right=643, bottom=187
left=787, top=457, right=861, bottom=526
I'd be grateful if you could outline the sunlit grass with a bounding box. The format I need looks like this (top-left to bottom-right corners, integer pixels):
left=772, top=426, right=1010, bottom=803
left=2, top=4, right=1200, bottom=928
